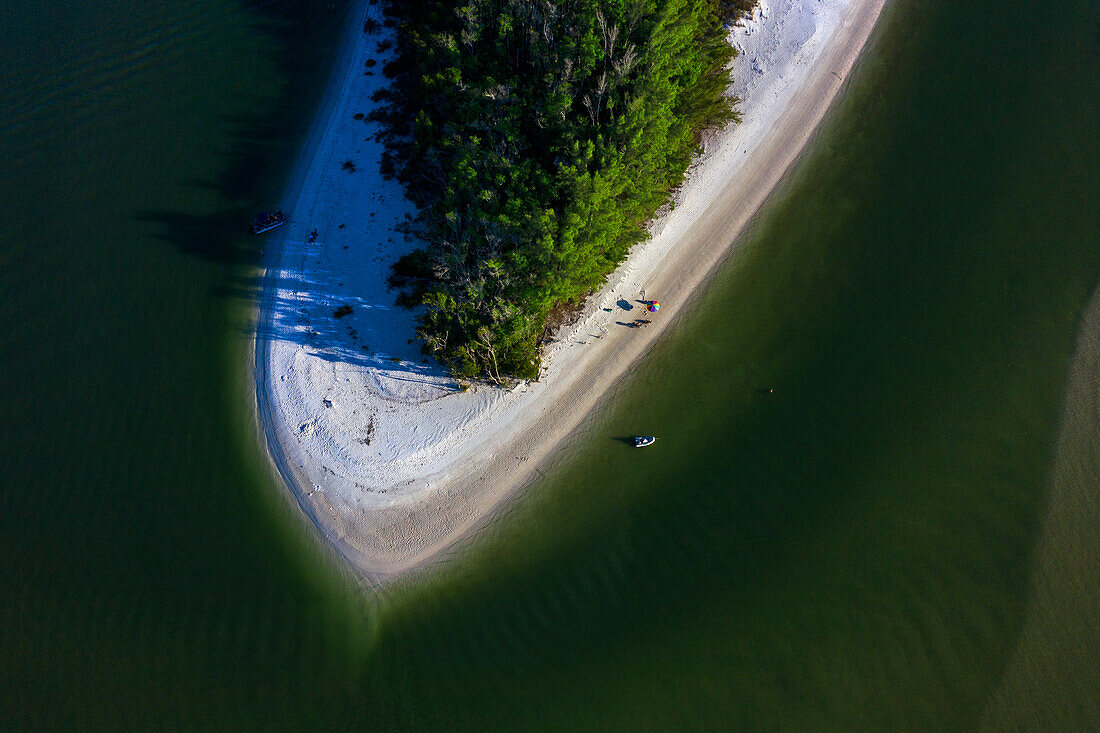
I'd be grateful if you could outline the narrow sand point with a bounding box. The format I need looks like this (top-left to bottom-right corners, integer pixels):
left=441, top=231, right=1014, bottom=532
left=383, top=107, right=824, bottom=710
left=255, top=0, right=889, bottom=581
left=979, top=281, right=1100, bottom=730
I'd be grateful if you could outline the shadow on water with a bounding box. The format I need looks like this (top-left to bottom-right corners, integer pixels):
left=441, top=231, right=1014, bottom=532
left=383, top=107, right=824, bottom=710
left=136, top=0, right=353, bottom=266
left=135, top=206, right=256, bottom=262
left=134, top=0, right=451, bottom=386
left=136, top=0, right=446, bottom=385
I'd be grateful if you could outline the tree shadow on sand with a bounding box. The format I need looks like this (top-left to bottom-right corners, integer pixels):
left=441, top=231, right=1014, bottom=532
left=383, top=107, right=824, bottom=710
left=246, top=265, right=454, bottom=388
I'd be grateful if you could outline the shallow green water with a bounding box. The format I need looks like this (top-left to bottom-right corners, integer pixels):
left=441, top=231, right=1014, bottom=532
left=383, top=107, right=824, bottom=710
left=2, top=0, right=1098, bottom=728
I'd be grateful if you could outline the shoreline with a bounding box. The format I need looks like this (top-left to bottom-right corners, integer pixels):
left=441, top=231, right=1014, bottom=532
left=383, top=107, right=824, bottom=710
left=255, top=0, right=889, bottom=582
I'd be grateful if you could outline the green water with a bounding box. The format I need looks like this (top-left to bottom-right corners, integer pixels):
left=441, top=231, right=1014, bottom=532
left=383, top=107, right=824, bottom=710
left=2, top=0, right=1098, bottom=728
left=0, top=1, right=369, bottom=726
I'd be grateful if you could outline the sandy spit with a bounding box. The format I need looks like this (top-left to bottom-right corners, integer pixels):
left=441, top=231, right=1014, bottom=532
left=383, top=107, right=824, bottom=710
left=978, top=280, right=1100, bottom=730
left=254, top=0, right=889, bottom=582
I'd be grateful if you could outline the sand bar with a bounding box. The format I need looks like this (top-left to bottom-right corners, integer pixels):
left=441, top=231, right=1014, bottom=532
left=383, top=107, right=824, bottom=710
left=255, top=0, right=888, bottom=581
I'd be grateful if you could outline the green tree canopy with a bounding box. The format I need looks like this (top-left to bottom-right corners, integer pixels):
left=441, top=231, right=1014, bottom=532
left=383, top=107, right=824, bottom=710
left=378, top=0, right=752, bottom=381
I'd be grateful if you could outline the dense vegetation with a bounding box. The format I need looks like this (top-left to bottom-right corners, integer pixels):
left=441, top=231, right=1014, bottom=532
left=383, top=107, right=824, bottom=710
left=377, top=0, right=754, bottom=381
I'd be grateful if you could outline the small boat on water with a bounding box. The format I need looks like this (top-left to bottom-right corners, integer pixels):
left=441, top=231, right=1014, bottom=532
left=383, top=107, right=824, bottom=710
left=632, top=436, right=656, bottom=448
left=250, top=211, right=286, bottom=234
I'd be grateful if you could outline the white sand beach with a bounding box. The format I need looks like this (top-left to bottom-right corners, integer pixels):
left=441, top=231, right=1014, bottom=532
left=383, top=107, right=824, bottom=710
left=255, top=0, right=888, bottom=580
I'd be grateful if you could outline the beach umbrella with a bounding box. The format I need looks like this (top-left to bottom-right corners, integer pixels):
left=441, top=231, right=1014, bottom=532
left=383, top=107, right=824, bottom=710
left=649, top=301, right=660, bottom=312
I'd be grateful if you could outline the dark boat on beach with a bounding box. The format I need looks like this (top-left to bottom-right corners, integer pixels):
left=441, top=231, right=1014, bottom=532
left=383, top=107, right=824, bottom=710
left=250, top=211, right=286, bottom=234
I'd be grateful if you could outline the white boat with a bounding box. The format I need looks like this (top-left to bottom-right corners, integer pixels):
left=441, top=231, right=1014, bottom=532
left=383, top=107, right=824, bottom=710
left=632, top=436, right=656, bottom=448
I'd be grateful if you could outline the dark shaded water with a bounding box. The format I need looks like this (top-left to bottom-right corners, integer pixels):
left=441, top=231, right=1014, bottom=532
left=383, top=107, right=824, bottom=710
left=0, top=1, right=371, bottom=727
left=1, top=0, right=1098, bottom=728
